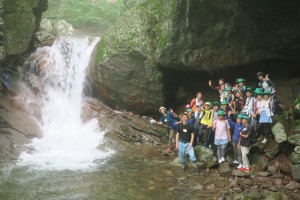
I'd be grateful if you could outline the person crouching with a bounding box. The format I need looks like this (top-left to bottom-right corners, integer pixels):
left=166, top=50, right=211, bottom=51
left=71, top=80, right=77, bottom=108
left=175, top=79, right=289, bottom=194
left=176, top=113, right=199, bottom=174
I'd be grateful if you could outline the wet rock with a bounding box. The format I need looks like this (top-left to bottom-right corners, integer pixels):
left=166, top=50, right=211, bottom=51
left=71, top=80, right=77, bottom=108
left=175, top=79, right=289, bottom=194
left=218, top=162, right=231, bottom=174
left=82, top=99, right=168, bottom=145
left=39, top=19, right=53, bottom=32
left=288, top=134, right=300, bottom=146
left=268, top=185, right=278, bottom=192
left=264, top=192, right=289, bottom=200
left=271, top=115, right=289, bottom=143
left=53, top=20, right=74, bottom=36
left=249, top=154, right=269, bottom=170
left=294, top=146, right=300, bottom=154
left=33, top=31, right=55, bottom=48
left=193, top=184, right=203, bottom=191
left=290, top=152, right=300, bottom=164
left=286, top=180, right=300, bottom=190
left=268, top=166, right=278, bottom=175
left=291, top=164, right=300, bottom=182
left=194, top=145, right=218, bottom=168
left=258, top=171, right=271, bottom=177
left=232, top=169, right=251, bottom=178
left=234, top=191, right=263, bottom=200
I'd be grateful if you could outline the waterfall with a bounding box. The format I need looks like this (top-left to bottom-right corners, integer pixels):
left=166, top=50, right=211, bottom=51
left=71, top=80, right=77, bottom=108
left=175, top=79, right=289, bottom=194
left=17, top=36, right=113, bottom=171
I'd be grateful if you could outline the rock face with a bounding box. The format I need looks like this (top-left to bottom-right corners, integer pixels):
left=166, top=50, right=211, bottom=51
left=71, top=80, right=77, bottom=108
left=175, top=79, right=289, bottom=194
left=1, top=0, right=48, bottom=62
left=94, top=0, right=300, bottom=114
left=294, top=94, right=300, bottom=119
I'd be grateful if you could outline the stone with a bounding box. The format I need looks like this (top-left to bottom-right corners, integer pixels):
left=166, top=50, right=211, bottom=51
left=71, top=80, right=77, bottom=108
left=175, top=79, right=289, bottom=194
left=290, top=152, right=300, bottom=164
left=53, top=20, right=74, bottom=36
left=268, top=166, right=278, bottom=175
left=249, top=154, right=269, bottom=170
left=39, top=19, right=53, bottom=32
left=218, top=162, right=231, bottom=174
left=291, top=164, right=300, bottom=182
left=194, top=145, right=218, bottom=168
left=294, top=146, right=300, bottom=154
left=264, top=192, right=289, bottom=200
left=232, top=169, right=251, bottom=178
left=258, top=171, right=271, bottom=177
left=271, top=116, right=288, bottom=143
left=286, top=180, right=300, bottom=190
left=234, top=191, right=263, bottom=200
left=288, top=134, right=300, bottom=146
left=293, top=94, right=300, bottom=119
left=206, top=184, right=215, bottom=190
left=33, top=31, right=56, bottom=48
left=193, top=184, right=203, bottom=191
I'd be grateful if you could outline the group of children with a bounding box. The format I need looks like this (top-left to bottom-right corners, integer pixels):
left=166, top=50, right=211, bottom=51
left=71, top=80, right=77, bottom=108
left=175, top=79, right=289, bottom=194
left=158, top=72, right=279, bottom=174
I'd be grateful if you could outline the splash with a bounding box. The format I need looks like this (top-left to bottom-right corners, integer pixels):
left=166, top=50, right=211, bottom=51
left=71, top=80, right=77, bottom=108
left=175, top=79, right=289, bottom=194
left=17, top=37, right=113, bottom=171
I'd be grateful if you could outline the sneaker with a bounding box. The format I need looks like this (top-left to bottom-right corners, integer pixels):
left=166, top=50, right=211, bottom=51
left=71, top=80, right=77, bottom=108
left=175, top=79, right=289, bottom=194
left=194, top=168, right=199, bottom=175
left=243, top=168, right=250, bottom=173
left=261, top=138, right=267, bottom=144
left=221, top=157, right=225, bottom=162
left=238, top=167, right=245, bottom=171
left=233, top=160, right=239, bottom=164
left=218, top=159, right=222, bottom=164
left=237, top=164, right=243, bottom=169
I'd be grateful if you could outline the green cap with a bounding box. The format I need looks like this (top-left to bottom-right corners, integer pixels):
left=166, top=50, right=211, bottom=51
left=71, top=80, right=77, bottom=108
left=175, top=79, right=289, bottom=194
left=221, top=100, right=228, bottom=105
left=187, top=108, right=193, bottom=112
left=236, top=78, right=245, bottom=83
left=254, top=88, right=263, bottom=94
left=225, top=86, right=232, bottom=91
left=237, top=114, right=244, bottom=119
left=264, top=90, right=271, bottom=95
left=217, top=110, right=225, bottom=116
left=245, top=87, right=252, bottom=93
left=212, top=102, right=220, bottom=107
left=242, top=115, right=250, bottom=121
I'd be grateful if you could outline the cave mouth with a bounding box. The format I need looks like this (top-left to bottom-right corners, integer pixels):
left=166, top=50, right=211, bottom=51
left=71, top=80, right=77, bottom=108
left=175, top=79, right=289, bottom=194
left=160, top=61, right=300, bottom=114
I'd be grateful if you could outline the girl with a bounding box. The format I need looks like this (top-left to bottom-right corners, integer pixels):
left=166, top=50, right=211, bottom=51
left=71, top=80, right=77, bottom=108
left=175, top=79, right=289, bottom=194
left=233, top=90, right=245, bottom=115
left=257, top=90, right=274, bottom=144
left=257, top=72, right=282, bottom=114
left=190, top=92, right=203, bottom=112
left=213, top=110, right=231, bottom=164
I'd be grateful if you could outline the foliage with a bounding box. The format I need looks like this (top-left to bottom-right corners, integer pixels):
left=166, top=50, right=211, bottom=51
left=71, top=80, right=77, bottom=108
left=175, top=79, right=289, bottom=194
left=43, top=0, right=127, bottom=35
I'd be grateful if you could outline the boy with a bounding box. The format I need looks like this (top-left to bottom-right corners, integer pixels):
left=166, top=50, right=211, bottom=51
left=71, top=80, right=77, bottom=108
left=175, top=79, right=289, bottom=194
left=176, top=113, right=199, bottom=174
left=238, top=116, right=251, bottom=173
left=228, top=113, right=244, bottom=166
left=198, top=102, right=213, bottom=147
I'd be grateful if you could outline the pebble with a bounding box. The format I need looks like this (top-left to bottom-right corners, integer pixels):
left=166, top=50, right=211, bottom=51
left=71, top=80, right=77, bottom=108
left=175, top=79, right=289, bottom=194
left=258, top=171, right=271, bottom=177
left=193, top=184, right=203, bottom=191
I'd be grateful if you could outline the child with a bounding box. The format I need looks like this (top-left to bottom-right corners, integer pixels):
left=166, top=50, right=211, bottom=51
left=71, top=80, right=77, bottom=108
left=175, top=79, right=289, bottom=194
left=228, top=113, right=244, bottom=166
left=158, top=107, right=178, bottom=146
left=257, top=90, right=274, bottom=144
left=238, top=115, right=252, bottom=173
left=234, top=78, right=247, bottom=95
left=252, top=88, right=264, bottom=138
left=220, top=100, right=234, bottom=120
left=257, top=72, right=282, bottom=114
left=213, top=110, right=231, bottom=164
left=208, top=78, right=231, bottom=95
left=223, top=86, right=234, bottom=108
left=175, top=113, right=199, bottom=174
left=233, top=90, right=245, bottom=115
left=192, top=106, right=203, bottom=146
left=190, top=92, right=203, bottom=112
left=212, top=102, right=220, bottom=122
left=198, top=102, right=213, bottom=147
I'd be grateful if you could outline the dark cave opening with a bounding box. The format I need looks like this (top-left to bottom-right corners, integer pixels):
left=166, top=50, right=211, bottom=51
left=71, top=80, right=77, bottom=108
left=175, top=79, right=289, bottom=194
left=160, top=61, right=300, bottom=113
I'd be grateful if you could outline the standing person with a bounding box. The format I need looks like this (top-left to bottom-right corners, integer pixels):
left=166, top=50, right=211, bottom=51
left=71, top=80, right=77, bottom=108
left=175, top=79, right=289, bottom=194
left=158, top=107, right=178, bottom=146
left=192, top=106, right=203, bottom=146
left=238, top=116, right=252, bottom=173
left=256, top=72, right=282, bottom=114
left=210, top=102, right=220, bottom=149
left=228, top=113, right=244, bottom=166
left=233, top=90, right=245, bottom=115
left=233, top=78, right=247, bottom=95
left=252, top=88, right=264, bottom=138
left=175, top=113, right=199, bottom=174
left=213, top=110, right=231, bottom=164
left=257, top=90, right=274, bottom=144
left=208, top=78, right=231, bottom=94
left=223, top=87, right=234, bottom=109
left=190, top=92, right=204, bottom=112
left=198, top=102, right=213, bottom=147
left=220, top=100, right=234, bottom=120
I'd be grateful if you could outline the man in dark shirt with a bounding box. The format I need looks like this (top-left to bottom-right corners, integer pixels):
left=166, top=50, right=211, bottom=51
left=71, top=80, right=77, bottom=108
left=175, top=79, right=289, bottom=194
left=238, top=115, right=251, bottom=173
left=176, top=113, right=198, bottom=174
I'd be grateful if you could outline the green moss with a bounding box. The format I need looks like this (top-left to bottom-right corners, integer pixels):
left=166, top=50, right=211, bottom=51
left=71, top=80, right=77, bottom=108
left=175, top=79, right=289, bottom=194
left=96, top=39, right=107, bottom=63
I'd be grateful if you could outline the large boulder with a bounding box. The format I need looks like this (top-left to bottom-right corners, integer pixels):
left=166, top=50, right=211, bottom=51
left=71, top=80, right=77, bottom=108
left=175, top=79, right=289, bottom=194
left=39, top=18, right=53, bottom=32
left=294, top=94, right=300, bottom=119
left=33, top=31, right=55, bottom=48
left=271, top=115, right=289, bottom=144
left=288, top=134, right=300, bottom=146
left=291, top=164, right=300, bottom=182
left=94, top=0, right=300, bottom=114
left=290, top=152, right=300, bottom=164
left=2, top=0, right=47, bottom=61
left=53, top=20, right=74, bottom=36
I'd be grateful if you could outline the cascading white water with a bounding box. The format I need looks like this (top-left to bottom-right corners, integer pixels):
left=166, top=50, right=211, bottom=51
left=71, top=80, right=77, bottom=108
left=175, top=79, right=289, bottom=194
left=17, top=36, right=113, bottom=171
